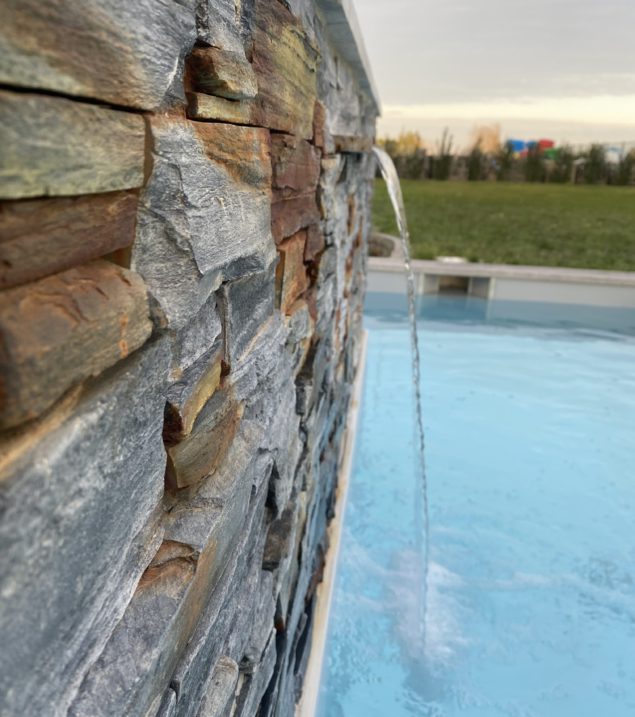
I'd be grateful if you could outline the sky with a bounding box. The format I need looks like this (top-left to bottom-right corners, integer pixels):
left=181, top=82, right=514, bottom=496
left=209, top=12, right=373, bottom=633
left=354, top=0, right=635, bottom=148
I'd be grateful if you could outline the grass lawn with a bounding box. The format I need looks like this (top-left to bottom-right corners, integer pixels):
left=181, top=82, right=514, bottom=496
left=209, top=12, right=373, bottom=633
left=372, top=179, right=635, bottom=271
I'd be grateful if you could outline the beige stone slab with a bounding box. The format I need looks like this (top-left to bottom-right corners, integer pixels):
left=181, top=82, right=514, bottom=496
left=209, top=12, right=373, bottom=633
left=0, top=90, right=145, bottom=199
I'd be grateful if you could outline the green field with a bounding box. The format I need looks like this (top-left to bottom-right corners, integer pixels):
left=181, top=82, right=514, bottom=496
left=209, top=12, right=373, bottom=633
left=372, top=180, right=635, bottom=271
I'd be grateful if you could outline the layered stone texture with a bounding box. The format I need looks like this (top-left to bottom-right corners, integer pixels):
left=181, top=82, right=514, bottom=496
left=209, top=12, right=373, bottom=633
left=0, top=0, right=378, bottom=715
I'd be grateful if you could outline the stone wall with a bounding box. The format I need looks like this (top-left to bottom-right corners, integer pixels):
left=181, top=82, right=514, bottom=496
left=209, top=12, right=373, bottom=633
left=0, top=1, right=377, bottom=715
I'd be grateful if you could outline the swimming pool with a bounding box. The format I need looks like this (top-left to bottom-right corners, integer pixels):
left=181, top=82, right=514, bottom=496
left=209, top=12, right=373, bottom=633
left=317, top=294, right=635, bottom=717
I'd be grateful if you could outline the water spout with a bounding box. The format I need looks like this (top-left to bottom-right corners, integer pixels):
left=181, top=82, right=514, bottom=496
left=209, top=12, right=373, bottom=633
left=372, top=147, right=430, bottom=644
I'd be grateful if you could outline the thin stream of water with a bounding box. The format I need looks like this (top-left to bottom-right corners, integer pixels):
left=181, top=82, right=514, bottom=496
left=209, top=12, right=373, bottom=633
left=372, top=147, right=430, bottom=641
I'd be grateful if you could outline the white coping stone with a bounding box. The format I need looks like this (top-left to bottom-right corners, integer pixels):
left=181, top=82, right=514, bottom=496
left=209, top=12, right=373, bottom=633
left=297, top=329, right=369, bottom=717
left=369, top=257, right=635, bottom=308
left=316, top=0, right=381, bottom=114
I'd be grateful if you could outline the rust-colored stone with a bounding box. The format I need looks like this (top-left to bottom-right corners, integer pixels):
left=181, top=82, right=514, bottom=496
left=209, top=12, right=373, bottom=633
left=164, top=347, right=224, bottom=443
left=271, top=134, right=320, bottom=198
left=0, top=259, right=152, bottom=429
left=186, top=92, right=256, bottom=125
left=0, top=190, right=138, bottom=289
left=277, top=232, right=310, bottom=314
left=304, top=224, right=325, bottom=262
left=138, top=541, right=199, bottom=591
left=251, top=0, right=318, bottom=139
left=193, top=121, right=272, bottom=190
left=165, top=389, right=244, bottom=490
left=271, top=194, right=320, bottom=245
left=188, top=46, right=258, bottom=100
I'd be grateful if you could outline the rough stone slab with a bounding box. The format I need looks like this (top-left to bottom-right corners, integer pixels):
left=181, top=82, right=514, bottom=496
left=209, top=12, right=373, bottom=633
left=304, top=224, right=326, bottom=262
left=0, top=91, right=145, bottom=199
left=271, top=134, right=320, bottom=198
left=197, top=0, right=246, bottom=53
left=0, top=339, right=171, bottom=716
left=263, top=506, right=296, bottom=572
left=69, top=540, right=199, bottom=717
left=318, top=155, right=347, bottom=239
left=165, top=339, right=224, bottom=443
left=312, top=100, right=334, bottom=154
left=220, top=544, right=270, bottom=672
left=187, top=92, right=256, bottom=124
left=250, top=0, right=318, bottom=139
left=277, top=233, right=310, bottom=314
left=0, top=259, right=153, bottom=429
left=0, top=0, right=196, bottom=110
left=284, top=301, right=313, bottom=376
left=166, top=387, right=244, bottom=490
left=285, top=299, right=313, bottom=347
left=188, top=46, right=257, bottom=100
left=220, top=265, right=276, bottom=366
left=197, top=657, right=240, bottom=717
left=155, top=688, right=178, bottom=717
left=166, top=438, right=271, bottom=716
left=189, top=1, right=318, bottom=139
left=0, top=190, right=138, bottom=289
left=132, top=117, right=275, bottom=329
left=225, top=317, right=289, bottom=416
left=243, top=571, right=276, bottom=667
left=333, top=135, right=375, bottom=154
left=271, top=194, right=320, bottom=245
left=73, top=457, right=256, bottom=717
left=172, top=291, right=223, bottom=375
left=255, top=382, right=303, bottom=514
left=234, top=632, right=277, bottom=717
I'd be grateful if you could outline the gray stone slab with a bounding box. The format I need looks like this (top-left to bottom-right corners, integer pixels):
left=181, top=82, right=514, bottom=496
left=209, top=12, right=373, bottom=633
left=0, top=339, right=171, bottom=716
left=233, top=632, right=277, bottom=717
left=0, top=0, right=196, bottom=110
left=167, top=466, right=271, bottom=717
left=220, top=264, right=277, bottom=366
left=0, top=90, right=145, bottom=199
left=197, top=657, right=240, bottom=717
left=132, top=118, right=275, bottom=329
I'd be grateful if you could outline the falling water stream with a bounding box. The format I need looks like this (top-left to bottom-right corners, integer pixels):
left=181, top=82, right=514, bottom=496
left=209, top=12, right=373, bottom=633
left=372, top=147, right=430, bottom=643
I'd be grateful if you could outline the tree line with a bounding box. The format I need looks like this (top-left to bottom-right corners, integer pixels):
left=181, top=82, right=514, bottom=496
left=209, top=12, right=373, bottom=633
left=378, top=128, right=635, bottom=186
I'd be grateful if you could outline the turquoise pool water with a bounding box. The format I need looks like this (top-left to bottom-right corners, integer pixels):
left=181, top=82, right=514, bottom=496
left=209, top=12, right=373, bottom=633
left=318, top=295, right=635, bottom=717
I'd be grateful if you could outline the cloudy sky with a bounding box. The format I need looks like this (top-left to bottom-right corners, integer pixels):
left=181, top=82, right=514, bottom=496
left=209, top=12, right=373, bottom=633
left=354, top=0, right=635, bottom=147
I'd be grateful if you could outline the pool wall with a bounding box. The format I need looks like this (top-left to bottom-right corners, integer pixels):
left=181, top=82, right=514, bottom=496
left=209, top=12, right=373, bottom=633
left=298, top=330, right=369, bottom=717
left=0, top=2, right=378, bottom=716
left=369, top=257, right=635, bottom=308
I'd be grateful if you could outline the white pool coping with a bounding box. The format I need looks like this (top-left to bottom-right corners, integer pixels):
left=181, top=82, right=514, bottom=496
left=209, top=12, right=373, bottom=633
left=297, top=329, right=369, bottom=717
left=368, top=257, right=635, bottom=308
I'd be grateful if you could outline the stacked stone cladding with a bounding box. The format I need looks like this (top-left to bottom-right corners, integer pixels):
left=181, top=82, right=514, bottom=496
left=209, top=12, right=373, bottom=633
left=0, top=1, right=377, bottom=715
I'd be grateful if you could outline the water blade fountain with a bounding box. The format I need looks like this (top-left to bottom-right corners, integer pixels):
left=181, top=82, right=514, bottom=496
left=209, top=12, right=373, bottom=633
left=372, top=147, right=430, bottom=641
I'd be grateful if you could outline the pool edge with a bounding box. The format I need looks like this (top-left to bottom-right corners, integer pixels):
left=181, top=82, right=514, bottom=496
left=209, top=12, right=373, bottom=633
left=368, top=256, right=635, bottom=309
left=296, top=329, right=369, bottom=717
